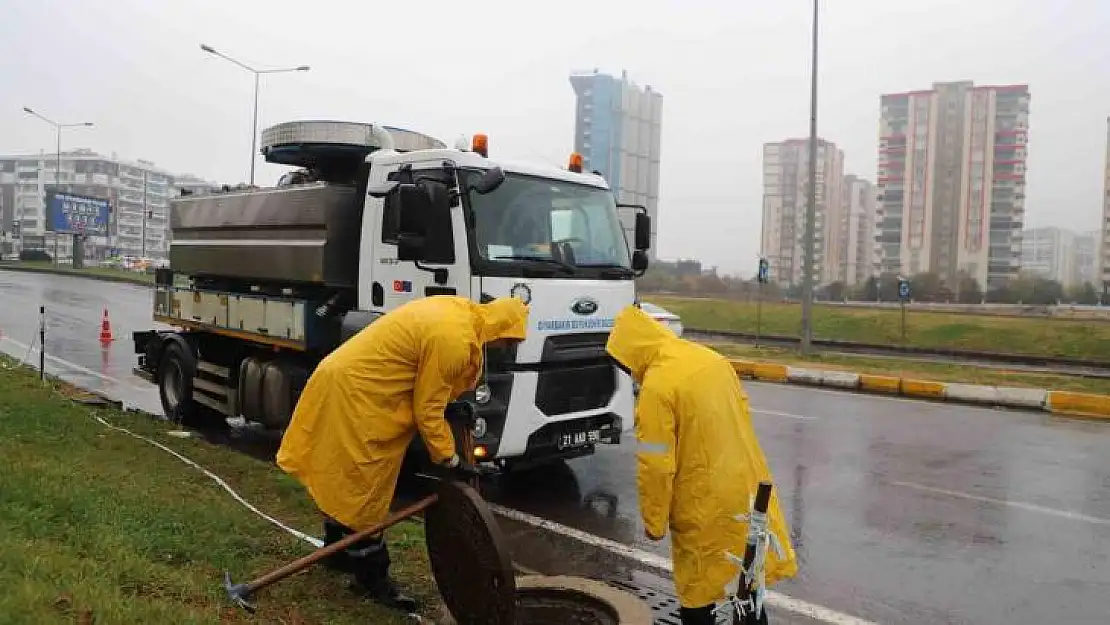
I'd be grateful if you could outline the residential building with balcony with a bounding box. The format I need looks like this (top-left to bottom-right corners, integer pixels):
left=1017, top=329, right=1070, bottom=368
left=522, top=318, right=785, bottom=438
left=760, top=137, right=845, bottom=286
left=0, top=150, right=218, bottom=262
left=876, top=81, right=1030, bottom=291
left=838, top=174, right=877, bottom=285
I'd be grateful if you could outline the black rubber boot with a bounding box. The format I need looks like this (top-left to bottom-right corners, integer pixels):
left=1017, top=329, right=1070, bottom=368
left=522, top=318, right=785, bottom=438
left=349, top=532, right=418, bottom=613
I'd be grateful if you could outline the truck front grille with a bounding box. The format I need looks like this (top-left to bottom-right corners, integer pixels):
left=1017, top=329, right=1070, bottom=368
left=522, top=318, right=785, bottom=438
left=535, top=363, right=616, bottom=415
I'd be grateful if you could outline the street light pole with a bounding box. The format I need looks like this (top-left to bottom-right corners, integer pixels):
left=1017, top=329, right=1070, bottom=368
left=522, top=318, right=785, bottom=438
left=22, top=107, right=93, bottom=263
left=199, top=44, right=310, bottom=186
left=800, top=0, right=820, bottom=355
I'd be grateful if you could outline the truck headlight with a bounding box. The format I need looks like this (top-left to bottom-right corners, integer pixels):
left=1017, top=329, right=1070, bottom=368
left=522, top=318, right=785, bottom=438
left=474, top=383, right=492, bottom=404
left=473, top=417, right=488, bottom=438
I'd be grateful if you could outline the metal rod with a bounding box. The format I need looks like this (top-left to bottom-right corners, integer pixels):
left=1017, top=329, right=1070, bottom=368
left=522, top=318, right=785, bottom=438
left=250, top=72, right=260, bottom=186
left=243, top=494, right=438, bottom=595
left=800, top=0, right=820, bottom=355
left=39, top=305, right=45, bottom=380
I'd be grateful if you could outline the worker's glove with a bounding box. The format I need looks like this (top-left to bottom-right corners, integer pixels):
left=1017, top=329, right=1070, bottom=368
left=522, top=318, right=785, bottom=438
left=445, top=401, right=478, bottom=427
left=442, top=454, right=486, bottom=479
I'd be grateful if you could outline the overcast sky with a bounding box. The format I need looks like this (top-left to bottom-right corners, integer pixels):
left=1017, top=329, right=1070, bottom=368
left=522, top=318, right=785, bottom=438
left=2, top=0, right=1108, bottom=274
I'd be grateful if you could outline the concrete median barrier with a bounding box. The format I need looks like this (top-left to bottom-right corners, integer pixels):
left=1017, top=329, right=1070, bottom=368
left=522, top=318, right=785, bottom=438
left=858, top=373, right=901, bottom=394
left=820, top=370, right=861, bottom=389
left=1047, top=391, right=1110, bottom=419
left=750, top=362, right=789, bottom=383
left=730, top=360, right=756, bottom=378
left=943, top=383, right=999, bottom=405
left=900, top=379, right=947, bottom=399
left=994, top=386, right=1047, bottom=410
left=727, top=357, right=1108, bottom=421
left=786, top=366, right=823, bottom=386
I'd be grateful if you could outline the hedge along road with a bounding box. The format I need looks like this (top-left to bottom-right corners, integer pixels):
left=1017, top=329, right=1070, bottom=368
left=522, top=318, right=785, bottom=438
left=4, top=269, right=1110, bottom=625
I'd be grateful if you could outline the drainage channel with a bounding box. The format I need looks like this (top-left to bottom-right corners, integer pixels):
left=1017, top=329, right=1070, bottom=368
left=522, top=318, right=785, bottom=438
left=606, top=579, right=684, bottom=624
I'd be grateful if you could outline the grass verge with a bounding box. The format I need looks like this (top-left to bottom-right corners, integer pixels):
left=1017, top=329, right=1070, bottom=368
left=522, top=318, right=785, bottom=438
left=0, top=355, right=437, bottom=624
left=0, top=261, right=155, bottom=286
left=710, top=342, right=1110, bottom=395
left=649, top=295, right=1110, bottom=362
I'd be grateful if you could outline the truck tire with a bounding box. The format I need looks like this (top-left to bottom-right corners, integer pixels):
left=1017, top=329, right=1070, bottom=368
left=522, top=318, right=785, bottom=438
left=159, top=342, right=198, bottom=424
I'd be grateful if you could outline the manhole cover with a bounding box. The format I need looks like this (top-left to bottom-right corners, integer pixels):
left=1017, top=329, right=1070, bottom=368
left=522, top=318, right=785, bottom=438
left=425, top=480, right=517, bottom=625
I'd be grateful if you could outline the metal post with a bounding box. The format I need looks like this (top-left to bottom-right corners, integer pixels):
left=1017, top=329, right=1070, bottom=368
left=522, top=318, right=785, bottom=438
left=39, top=305, right=45, bottom=380
left=800, top=0, right=820, bottom=355
left=54, top=128, right=61, bottom=266
left=250, top=72, right=260, bottom=186
left=756, top=282, right=764, bottom=346
left=198, top=45, right=309, bottom=186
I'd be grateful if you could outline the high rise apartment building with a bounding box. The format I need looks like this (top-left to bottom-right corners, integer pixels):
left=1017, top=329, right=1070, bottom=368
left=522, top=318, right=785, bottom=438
left=1100, top=118, right=1110, bottom=293
left=0, top=150, right=218, bottom=261
left=876, top=81, right=1030, bottom=291
left=570, top=69, right=663, bottom=256
left=1021, top=226, right=1077, bottom=285
left=839, top=174, right=877, bottom=285
left=760, top=138, right=845, bottom=286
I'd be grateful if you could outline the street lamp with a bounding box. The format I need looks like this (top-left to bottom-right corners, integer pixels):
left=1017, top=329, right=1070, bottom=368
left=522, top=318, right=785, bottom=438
left=800, top=0, right=820, bottom=354
left=22, top=106, right=93, bottom=262
left=199, top=44, right=310, bottom=185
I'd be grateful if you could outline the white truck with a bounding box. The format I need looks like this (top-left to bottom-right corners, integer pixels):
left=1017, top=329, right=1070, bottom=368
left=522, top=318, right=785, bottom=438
left=132, top=120, right=652, bottom=471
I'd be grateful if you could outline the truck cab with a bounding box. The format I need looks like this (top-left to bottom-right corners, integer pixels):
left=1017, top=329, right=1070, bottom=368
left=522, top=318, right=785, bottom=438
left=133, top=120, right=651, bottom=471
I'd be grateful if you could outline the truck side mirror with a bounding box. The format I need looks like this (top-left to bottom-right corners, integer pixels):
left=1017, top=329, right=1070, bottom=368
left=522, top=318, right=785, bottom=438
left=634, top=212, right=651, bottom=251
left=632, top=250, right=649, bottom=274
left=394, top=180, right=455, bottom=265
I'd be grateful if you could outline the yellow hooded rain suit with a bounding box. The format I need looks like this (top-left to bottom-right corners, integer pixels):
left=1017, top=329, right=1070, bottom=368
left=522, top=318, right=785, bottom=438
left=276, top=295, right=529, bottom=531
left=605, top=305, right=798, bottom=609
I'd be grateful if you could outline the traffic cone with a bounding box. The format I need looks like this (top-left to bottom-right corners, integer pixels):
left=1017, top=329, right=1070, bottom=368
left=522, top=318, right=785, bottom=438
left=99, top=308, right=114, bottom=343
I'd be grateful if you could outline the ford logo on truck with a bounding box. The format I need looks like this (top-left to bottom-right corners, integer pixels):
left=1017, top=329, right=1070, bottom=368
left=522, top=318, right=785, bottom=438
left=570, top=297, right=599, bottom=316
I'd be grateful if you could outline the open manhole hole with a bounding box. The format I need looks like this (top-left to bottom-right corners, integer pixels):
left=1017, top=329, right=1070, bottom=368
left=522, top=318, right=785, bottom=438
left=515, top=586, right=620, bottom=624
left=424, top=480, right=652, bottom=624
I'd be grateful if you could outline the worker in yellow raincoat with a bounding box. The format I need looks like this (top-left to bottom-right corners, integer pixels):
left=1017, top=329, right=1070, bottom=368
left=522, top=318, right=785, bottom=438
left=276, top=295, right=529, bottom=612
left=606, top=305, right=798, bottom=625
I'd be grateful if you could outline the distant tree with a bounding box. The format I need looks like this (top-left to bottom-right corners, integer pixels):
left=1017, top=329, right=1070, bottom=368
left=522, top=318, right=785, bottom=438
left=877, top=272, right=902, bottom=301
left=909, top=272, right=943, bottom=302
left=955, top=272, right=983, bottom=304
left=823, top=281, right=848, bottom=302
left=1067, top=281, right=1100, bottom=305
left=1029, top=276, right=1064, bottom=305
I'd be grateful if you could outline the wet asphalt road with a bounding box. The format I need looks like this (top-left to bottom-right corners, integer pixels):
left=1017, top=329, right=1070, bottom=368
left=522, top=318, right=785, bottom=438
left=3, top=268, right=1110, bottom=625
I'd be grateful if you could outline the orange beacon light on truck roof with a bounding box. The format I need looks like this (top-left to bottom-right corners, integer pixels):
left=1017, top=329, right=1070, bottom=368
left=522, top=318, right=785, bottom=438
left=472, top=134, right=489, bottom=157
left=568, top=152, right=583, bottom=173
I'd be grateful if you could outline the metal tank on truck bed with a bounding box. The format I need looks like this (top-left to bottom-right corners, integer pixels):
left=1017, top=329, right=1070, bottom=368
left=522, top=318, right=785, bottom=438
left=135, top=119, right=654, bottom=472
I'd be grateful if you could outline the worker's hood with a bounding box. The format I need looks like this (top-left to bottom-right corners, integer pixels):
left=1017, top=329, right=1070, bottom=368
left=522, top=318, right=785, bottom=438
left=472, top=297, right=530, bottom=344
left=605, top=304, right=675, bottom=383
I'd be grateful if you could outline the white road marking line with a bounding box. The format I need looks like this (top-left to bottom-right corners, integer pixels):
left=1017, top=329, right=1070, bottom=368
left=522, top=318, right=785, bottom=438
left=753, top=409, right=818, bottom=421
left=491, top=504, right=879, bottom=625
left=890, top=481, right=1110, bottom=526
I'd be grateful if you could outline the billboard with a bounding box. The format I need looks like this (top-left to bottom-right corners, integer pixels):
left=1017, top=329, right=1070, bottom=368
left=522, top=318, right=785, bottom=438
left=47, top=191, right=110, bottom=236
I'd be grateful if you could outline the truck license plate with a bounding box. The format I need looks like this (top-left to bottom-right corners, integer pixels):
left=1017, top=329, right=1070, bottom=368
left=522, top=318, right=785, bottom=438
left=559, top=429, right=600, bottom=450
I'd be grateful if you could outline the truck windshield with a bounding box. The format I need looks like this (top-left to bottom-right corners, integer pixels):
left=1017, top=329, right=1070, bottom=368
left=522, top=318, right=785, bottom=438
left=461, top=170, right=633, bottom=280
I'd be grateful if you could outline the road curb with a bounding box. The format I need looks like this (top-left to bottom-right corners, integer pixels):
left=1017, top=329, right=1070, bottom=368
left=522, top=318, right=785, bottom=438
left=731, top=359, right=1110, bottom=420
left=0, top=263, right=153, bottom=287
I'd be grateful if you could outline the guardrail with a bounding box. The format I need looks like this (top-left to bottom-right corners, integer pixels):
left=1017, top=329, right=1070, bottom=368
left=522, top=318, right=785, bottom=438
left=685, top=327, right=1110, bottom=376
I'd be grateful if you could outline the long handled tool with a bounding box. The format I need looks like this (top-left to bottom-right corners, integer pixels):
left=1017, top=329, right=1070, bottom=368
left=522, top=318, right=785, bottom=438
left=222, top=401, right=481, bottom=612
left=223, top=494, right=439, bottom=612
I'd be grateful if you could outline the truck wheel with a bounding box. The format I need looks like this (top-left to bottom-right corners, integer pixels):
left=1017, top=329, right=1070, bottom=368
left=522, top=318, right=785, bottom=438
left=159, top=342, right=198, bottom=424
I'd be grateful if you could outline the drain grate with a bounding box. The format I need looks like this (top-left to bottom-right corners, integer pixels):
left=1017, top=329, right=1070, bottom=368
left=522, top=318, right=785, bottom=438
left=606, top=579, right=684, bottom=624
